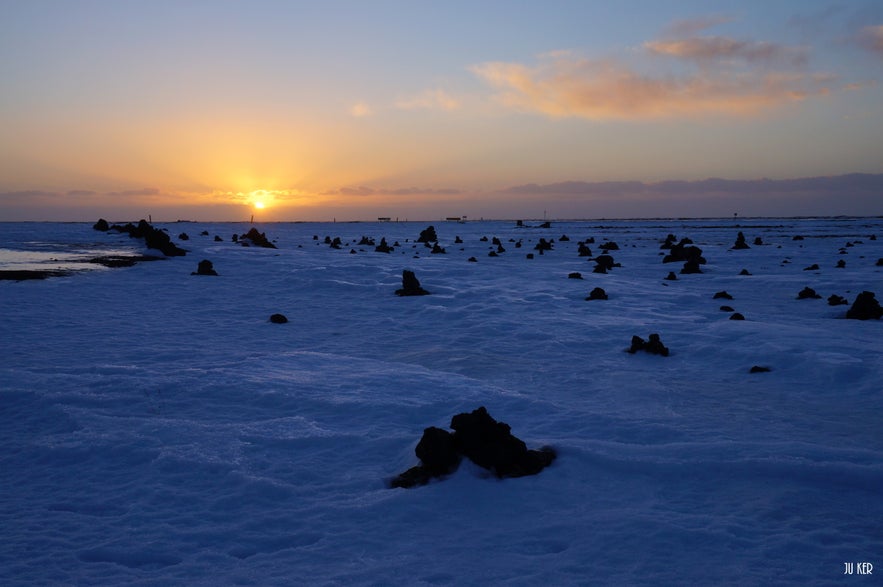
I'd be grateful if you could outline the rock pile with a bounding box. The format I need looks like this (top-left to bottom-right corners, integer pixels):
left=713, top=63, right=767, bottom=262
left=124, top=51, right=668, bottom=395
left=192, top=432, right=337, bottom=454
left=390, top=406, right=556, bottom=488
left=846, top=291, right=882, bottom=320
left=627, top=333, right=669, bottom=356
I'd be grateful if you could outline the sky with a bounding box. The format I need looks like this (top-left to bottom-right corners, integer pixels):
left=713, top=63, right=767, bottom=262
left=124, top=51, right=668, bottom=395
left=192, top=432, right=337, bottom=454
left=1, top=0, right=882, bottom=221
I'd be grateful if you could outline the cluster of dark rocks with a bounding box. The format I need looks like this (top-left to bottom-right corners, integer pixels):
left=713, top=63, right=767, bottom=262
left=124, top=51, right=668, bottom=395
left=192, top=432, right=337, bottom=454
left=661, top=236, right=706, bottom=274
left=627, top=333, right=669, bottom=356
left=93, top=218, right=186, bottom=257
left=237, top=227, right=277, bottom=249
left=390, top=406, right=556, bottom=488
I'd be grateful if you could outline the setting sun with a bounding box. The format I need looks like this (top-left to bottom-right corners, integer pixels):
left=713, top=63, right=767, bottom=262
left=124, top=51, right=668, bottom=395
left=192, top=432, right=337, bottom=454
left=254, top=201, right=265, bottom=209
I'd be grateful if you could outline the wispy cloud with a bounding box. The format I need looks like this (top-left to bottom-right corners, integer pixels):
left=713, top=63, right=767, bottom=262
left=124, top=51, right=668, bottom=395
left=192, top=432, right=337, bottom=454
left=395, top=89, right=460, bottom=111
left=324, top=185, right=462, bottom=197
left=349, top=102, right=372, bottom=117
left=661, top=15, right=735, bottom=38
left=107, top=188, right=159, bottom=197
left=644, top=37, right=807, bottom=67
left=858, top=25, right=883, bottom=55
left=471, top=26, right=833, bottom=121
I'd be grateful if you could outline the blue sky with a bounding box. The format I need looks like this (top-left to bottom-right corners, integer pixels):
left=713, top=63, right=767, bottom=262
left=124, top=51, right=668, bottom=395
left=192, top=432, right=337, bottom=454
left=1, top=0, right=882, bottom=220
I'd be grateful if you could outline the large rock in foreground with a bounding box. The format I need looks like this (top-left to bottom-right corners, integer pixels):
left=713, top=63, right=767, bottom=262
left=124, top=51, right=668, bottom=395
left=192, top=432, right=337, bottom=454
left=390, top=407, right=556, bottom=488
left=846, top=291, right=882, bottom=320
left=395, top=270, right=430, bottom=296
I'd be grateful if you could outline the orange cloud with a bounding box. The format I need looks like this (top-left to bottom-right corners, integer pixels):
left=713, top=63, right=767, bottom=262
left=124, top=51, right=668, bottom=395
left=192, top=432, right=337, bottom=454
left=472, top=56, right=831, bottom=120
left=645, top=37, right=807, bottom=67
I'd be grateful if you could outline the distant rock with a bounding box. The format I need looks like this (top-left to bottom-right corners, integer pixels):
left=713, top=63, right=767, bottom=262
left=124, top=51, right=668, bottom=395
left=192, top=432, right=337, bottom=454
left=877, top=258, right=883, bottom=267
left=797, top=286, right=821, bottom=299
left=178, top=232, right=190, bottom=241
left=739, top=269, right=752, bottom=276
left=750, top=366, right=771, bottom=373
left=663, top=239, right=705, bottom=265
left=568, top=272, right=583, bottom=280
left=390, top=407, right=555, bottom=488
left=106, top=219, right=186, bottom=257
left=680, top=260, right=703, bottom=274
left=191, top=259, right=218, bottom=276
left=577, top=243, right=593, bottom=257
left=417, top=226, right=438, bottom=243
left=599, top=241, right=619, bottom=251
left=375, top=238, right=393, bottom=253
left=729, top=312, right=745, bottom=320
left=803, top=263, right=819, bottom=271
left=431, top=243, right=446, bottom=254
left=594, top=254, right=619, bottom=272
left=395, top=270, right=430, bottom=296
left=92, top=218, right=110, bottom=231
left=585, top=287, right=608, bottom=301
left=731, top=231, right=750, bottom=250
left=793, top=235, right=804, bottom=241
left=828, top=294, right=848, bottom=306
left=753, top=237, right=763, bottom=246
left=214, top=235, right=222, bottom=242
left=559, top=234, right=570, bottom=241
left=713, top=291, right=733, bottom=300
left=269, top=313, right=288, bottom=324
left=627, top=333, right=669, bottom=356
left=836, top=259, right=846, bottom=269
left=719, top=305, right=735, bottom=312
left=240, top=227, right=277, bottom=249
left=846, top=291, right=882, bottom=320
left=664, top=271, right=677, bottom=281
left=534, top=238, right=553, bottom=252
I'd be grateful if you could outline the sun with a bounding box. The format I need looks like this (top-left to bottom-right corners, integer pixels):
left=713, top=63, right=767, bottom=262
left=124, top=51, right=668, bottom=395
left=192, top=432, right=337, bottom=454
left=254, top=201, right=266, bottom=209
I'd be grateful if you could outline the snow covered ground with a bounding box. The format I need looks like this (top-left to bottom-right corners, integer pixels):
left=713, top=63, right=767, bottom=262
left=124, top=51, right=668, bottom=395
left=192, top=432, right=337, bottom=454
left=1, top=217, right=881, bottom=585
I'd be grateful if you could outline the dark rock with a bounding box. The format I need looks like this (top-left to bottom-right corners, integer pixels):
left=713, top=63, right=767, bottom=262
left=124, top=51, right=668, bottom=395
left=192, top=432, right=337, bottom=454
left=415, top=427, right=461, bottom=476
left=599, top=241, right=619, bottom=251
left=526, top=253, right=534, bottom=259
left=109, top=219, right=187, bottom=256
left=496, top=244, right=506, bottom=254
left=828, top=294, right=849, bottom=306
left=628, top=333, right=669, bottom=356
left=750, top=366, right=771, bottom=373
left=663, top=239, right=705, bottom=265
left=391, top=407, right=555, bottom=488
left=450, top=407, right=555, bottom=478
left=240, top=227, right=277, bottom=249
left=191, top=259, right=218, bottom=276
left=93, top=218, right=110, bottom=231
left=358, top=236, right=375, bottom=246
left=803, top=263, right=819, bottom=271
left=417, top=226, right=438, bottom=243
left=797, top=286, right=821, bottom=299
left=846, top=291, right=882, bottom=320
left=534, top=238, right=553, bottom=252
left=269, top=313, right=288, bottom=324
left=729, top=312, right=745, bottom=320
left=431, top=243, right=446, bottom=254
left=538, top=221, right=551, bottom=229
left=877, top=258, right=883, bottom=267
left=395, top=270, right=430, bottom=296
left=488, top=251, right=498, bottom=257
left=664, top=271, right=678, bottom=281
left=836, top=259, right=846, bottom=269
left=375, top=238, right=393, bottom=253
left=731, top=231, right=750, bottom=250
left=719, top=305, right=735, bottom=312
left=454, top=236, right=463, bottom=244
left=559, top=234, right=570, bottom=241
left=577, top=243, right=593, bottom=257
left=739, top=269, right=752, bottom=276
left=660, top=234, right=677, bottom=249
left=214, top=235, right=222, bottom=242
left=468, top=257, right=477, bottom=262
left=568, top=272, right=583, bottom=279
left=680, top=260, right=703, bottom=274
left=713, top=291, right=733, bottom=300
left=178, top=232, right=190, bottom=241
left=753, top=237, right=763, bottom=246
left=585, top=287, right=607, bottom=300
left=793, top=235, right=804, bottom=241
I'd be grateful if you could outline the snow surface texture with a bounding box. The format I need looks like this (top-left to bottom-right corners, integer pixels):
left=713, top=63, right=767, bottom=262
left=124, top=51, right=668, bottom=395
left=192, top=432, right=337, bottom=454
left=1, top=218, right=882, bottom=586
